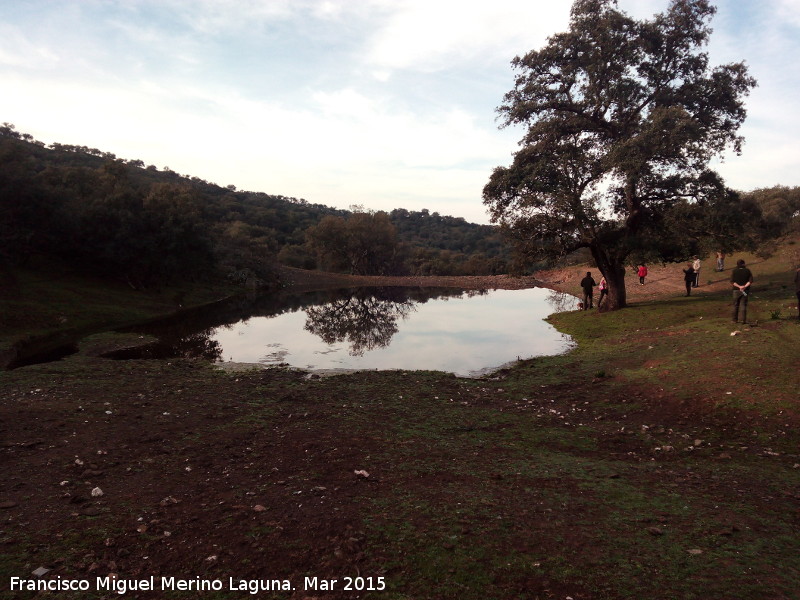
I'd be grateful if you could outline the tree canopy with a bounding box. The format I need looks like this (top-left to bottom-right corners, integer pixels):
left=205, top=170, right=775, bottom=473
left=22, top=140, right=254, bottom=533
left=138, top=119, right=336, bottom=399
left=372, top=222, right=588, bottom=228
left=483, top=0, right=757, bottom=309
left=306, top=210, right=401, bottom=276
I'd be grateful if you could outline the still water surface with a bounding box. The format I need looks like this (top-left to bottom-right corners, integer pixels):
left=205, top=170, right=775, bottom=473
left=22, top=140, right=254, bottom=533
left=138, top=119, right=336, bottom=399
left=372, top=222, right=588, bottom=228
left=205, top=286, right=574, bottom=376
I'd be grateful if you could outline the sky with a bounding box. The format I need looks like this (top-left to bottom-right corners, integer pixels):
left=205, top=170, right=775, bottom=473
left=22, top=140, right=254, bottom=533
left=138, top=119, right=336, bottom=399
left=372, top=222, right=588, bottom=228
left=2, top=0, right=799, bottom=224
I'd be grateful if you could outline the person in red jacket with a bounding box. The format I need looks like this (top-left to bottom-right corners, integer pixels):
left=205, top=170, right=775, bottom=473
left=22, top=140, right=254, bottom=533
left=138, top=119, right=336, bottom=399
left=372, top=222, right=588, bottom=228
left=637, top=264, right=648, bottom=285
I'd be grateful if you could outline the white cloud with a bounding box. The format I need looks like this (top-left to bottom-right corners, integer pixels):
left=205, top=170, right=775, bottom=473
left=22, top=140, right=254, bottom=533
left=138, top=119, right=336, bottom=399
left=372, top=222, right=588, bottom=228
left=0, top=24, right=60, bottom=69
left=364, top=0, right=571, bottom=73
left=775, top=0, right=800, bottom=27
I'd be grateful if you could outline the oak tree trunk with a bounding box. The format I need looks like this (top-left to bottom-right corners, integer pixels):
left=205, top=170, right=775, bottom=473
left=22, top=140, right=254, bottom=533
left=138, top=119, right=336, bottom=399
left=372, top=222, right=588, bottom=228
left=590, top=246, right=627, bottom=311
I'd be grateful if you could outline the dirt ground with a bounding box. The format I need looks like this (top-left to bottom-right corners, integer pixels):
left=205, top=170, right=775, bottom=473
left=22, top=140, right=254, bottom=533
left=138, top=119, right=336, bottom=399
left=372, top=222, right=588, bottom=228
left=1, top=261, right=797, bottom=600
left=278, top=258, right=739, bottom=302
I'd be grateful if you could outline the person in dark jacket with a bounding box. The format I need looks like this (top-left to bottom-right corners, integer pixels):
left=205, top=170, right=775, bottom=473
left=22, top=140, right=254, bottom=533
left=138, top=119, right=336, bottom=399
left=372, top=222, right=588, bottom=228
left=580, top=272, right=597, bottom=310
left=730, top=259, right=754, bottom=324
left=795, top=266, right=800, bottom=320
left=682, top=264, right=695, bottom=296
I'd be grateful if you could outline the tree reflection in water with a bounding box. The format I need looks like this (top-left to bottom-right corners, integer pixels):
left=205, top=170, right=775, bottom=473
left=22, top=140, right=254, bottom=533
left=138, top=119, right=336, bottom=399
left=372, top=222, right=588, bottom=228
left=100, top=328, right=223, bottom=362
left=304, top=289, right=416, bottom=356
left=545, top=289, right=579, bottom=313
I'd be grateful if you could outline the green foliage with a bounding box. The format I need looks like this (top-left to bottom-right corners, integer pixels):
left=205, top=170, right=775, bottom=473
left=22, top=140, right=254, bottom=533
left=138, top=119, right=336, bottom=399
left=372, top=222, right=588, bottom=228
left=483, top=0, right=757, bottom=310
left=741, top=186, right=800, bottom=249
left=306, top=210, right=402, bottom=275
left=1, top=123, right=508, bottom=283
left=389, top=208, right=508, bottom=275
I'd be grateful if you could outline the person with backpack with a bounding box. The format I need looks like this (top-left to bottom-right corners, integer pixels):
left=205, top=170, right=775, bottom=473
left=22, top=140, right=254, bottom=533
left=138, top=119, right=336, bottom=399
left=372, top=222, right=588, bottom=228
left=637, top=264, right=648, bottom=285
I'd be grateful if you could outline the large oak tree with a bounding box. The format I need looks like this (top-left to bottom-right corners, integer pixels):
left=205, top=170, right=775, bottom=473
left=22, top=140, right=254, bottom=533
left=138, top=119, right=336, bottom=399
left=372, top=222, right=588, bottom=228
left=483, top=0, right=756, bottom=309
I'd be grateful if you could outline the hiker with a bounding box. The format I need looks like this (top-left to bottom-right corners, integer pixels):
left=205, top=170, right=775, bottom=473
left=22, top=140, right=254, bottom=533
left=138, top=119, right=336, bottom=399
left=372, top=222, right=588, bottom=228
left=580, top=271, right=597, bottom=310
left=682, top=263, right=695, bottom=296
left=637, top=264, right=648, bottom=285
left=716, top=251, right=725, bottom=272
left=692, top=256, right=701, bottom=287
left=730, top=259, right=753, bottom=324
left=598, top=276, right=608, bottom=308
left=794, top=265, right=800, bottom=319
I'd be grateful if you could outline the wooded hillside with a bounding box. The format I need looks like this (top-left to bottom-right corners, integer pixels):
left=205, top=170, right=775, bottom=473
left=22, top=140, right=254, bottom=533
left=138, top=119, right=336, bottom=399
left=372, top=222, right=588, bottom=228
left=0, top=124, right=509, bottom=287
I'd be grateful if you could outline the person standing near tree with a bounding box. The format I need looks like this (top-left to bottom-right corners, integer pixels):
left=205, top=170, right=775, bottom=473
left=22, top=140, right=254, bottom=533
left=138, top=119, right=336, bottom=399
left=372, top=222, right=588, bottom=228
left=716, top=251, right=725, bottom=272
left=580, top=271, right=597, bottom=311
left=598, top=276, right=608, bottom=308
left=730, top=259, right=753, bottom=324
left=692, top=256, right=701, bottom=288
left=682, top=263, right=695, bottom=297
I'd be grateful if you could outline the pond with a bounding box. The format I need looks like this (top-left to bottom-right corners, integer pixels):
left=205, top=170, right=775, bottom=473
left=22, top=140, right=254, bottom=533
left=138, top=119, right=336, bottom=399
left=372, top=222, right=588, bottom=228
left=214, top=287, right=574, bottom=376
left=107, top=286, right=574, bottom=377
left=5, top=286, right=576, bottom=376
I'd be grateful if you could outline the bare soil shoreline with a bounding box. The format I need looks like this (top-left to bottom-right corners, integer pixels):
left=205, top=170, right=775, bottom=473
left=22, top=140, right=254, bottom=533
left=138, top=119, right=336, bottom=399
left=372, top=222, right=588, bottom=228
left=279, top=258, right=742, bottom=303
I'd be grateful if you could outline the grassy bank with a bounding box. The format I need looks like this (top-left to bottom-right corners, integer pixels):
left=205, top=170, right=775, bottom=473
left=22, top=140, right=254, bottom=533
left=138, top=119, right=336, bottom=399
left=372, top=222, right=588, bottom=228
left=0, top=265, right=241, bottom=367
left=1, top=257, right=799, bottom=599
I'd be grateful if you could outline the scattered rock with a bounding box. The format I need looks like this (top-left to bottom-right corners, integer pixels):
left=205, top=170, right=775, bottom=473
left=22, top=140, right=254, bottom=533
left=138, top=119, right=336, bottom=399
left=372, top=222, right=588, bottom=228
left=687, top=549, right=703, bottom=555
left=32, top=566, right=50, bottom=577
left=647, top=527, right=663, bottom=536
left=90, top=487, right=104, bottom=497
left=253, top=505, right=267, bottom=512
left=354, top=470, right=370, bottom=478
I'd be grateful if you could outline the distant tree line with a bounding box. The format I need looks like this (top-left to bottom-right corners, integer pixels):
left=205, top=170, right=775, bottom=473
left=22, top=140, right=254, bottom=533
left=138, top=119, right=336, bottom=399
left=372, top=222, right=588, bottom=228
left=0, top=124, right=510, bottom=287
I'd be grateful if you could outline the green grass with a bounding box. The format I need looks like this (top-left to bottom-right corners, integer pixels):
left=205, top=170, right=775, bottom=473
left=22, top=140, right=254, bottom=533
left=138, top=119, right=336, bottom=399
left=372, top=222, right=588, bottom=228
left=0, top=264, right=236, bottom=356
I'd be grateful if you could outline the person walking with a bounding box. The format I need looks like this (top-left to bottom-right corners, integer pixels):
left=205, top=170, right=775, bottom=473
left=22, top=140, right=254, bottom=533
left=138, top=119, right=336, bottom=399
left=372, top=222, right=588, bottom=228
left=598, top=276, right=608, bottom=308
left=692, top=256, right=701, bottom=287
left=794, top=265, right=800, bottom=320
left=716, top=251, right=725, bottom=272
left=637, top=264, right=648, bottom=285
left=682, top=263, right=695, bottom=296
left=580, top=271, right=597, bottom=310
left=730, top=259, right=753, bottom=324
